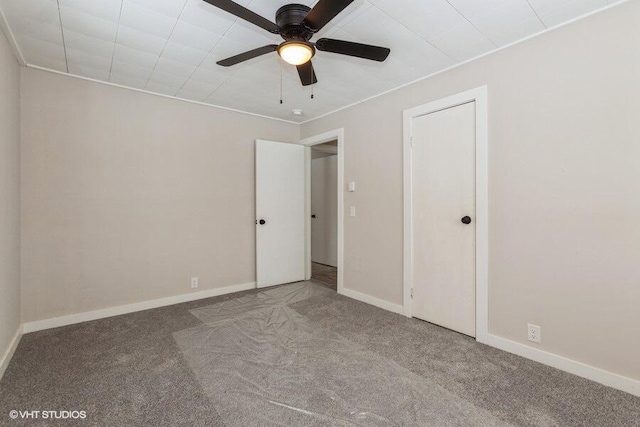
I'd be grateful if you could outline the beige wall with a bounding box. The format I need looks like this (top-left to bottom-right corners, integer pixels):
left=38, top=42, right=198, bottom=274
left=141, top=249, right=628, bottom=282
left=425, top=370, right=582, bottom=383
left=0, top=26, right=21, bottom=368
left=301, top=1, right=640, bottom=381
left=21, top=68, right=299, bottom=323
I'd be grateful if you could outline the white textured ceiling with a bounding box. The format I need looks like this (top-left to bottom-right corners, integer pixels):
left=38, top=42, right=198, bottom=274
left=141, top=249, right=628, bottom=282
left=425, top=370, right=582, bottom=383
left=0, top=0, right=619, bottom=122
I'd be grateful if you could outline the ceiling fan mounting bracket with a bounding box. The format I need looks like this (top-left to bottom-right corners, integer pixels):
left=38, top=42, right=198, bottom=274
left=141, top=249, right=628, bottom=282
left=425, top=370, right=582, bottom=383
left=276, top=4, right=314, bottom=41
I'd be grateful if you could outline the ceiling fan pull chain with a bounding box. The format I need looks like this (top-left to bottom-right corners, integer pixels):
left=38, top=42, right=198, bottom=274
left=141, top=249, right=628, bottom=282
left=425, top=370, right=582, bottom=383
left=279, top=57, right=283, bottom=104
left=311, top=68, right=314, bottom=99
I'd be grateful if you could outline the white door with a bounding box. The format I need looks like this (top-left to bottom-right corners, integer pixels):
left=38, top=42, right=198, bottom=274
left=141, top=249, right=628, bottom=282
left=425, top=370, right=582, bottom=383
left=411, top=102, right=476, bottom=337
left=311, top=155, right=338, bottom=267
left=256, top=140, right=305, bottom=288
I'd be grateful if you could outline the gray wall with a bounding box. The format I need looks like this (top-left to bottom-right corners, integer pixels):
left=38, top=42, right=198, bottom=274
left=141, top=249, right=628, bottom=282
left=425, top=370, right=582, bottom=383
left=0, top=24, right=20, bottom=374
left=20, top=68, right=299, bottom=322
left=300, top=1, right=640, bottom=381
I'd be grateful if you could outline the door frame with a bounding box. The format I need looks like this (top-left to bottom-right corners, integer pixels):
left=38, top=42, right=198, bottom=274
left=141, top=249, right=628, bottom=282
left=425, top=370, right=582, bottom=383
left=402, top=86, right=489, bottom=343
left=300, top=128, right=345, bottom=295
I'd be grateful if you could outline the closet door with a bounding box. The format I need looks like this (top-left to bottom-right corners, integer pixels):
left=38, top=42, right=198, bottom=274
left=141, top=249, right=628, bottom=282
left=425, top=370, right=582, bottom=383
left=411, top=102, right=476, bottom=337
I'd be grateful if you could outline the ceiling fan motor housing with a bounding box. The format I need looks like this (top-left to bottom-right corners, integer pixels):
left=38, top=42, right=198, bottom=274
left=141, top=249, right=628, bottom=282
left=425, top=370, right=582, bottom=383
left=276, top=4, right=314, bottom=41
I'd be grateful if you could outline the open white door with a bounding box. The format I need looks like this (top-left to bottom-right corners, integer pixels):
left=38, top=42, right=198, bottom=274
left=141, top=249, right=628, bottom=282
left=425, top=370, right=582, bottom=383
left=256, top=140, right=305, bottom=288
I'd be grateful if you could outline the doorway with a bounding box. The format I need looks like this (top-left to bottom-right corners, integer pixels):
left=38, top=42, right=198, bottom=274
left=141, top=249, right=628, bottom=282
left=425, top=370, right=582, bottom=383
left=301, top=129, right=345, bottom=295
left=254, top=130, right=344, bottom=292
left=310, top=141, right=338, bottom=289
left=403, top=87, right=488, bottom=342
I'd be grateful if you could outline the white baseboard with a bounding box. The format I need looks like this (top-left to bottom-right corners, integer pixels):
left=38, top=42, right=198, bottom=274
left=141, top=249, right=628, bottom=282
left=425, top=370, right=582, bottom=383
left=484, top=334, right=640, bottom=397
left=23, top=282, right=256, bottom=333
left=17, top=280, right=640, bottom=398
left=0, top=325, right=23, bottom=382
left=339, top=287, right=405, bottom=315
left=339, top=287, right=639, bottom=398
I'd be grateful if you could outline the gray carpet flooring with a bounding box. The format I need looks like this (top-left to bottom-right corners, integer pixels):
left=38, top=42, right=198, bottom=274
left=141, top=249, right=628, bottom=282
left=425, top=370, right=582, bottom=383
left=1, top=281, right=639, bottom=426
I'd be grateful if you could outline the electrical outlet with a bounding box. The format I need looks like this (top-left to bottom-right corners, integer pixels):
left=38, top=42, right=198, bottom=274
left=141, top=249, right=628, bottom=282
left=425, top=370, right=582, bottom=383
left=527, top=323, right=541, bottom=343
left=191, top=277, right=199, bottom=289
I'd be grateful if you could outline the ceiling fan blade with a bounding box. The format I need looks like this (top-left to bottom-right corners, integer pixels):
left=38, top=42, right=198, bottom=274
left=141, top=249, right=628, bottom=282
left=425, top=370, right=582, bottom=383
left=302, top=0, right=354, bottom=32
left=202, top=0, right=280, bottom=33
left=297, top=61, right=318, bottom=86
left=315, top=38, right=390, bottom=62
left=217, top=45, right=278, bottom=66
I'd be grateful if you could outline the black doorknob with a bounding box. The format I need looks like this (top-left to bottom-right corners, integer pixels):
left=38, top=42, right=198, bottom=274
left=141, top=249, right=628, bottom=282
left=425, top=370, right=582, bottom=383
left=311, top=214, right=316, bottom=218
left=259, top=219, right=266, bottom=225
left=461, top=216, right=472, bottom=224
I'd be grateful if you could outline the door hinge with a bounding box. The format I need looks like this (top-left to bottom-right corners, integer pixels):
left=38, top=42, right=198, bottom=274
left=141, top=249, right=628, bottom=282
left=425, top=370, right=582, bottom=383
left=410, top=136, right=414, bottom=148
left=410, top=288, right=413, bottom=299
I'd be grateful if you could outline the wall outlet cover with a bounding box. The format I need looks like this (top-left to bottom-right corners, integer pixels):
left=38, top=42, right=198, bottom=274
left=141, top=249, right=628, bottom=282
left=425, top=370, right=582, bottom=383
left=191, top=277, right=199, bottom=288
left=527, top=323, right=541, bottom=343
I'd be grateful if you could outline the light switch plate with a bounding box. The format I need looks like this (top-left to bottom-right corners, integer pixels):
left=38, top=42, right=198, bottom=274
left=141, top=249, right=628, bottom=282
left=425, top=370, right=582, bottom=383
left=350, top=206, right=356, bottom=217
left=348, top=181, right=356, bottom=192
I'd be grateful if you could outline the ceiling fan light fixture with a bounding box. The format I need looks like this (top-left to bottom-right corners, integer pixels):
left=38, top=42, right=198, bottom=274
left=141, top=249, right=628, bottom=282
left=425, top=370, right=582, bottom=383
left=278, top=41, right=315, bottom=65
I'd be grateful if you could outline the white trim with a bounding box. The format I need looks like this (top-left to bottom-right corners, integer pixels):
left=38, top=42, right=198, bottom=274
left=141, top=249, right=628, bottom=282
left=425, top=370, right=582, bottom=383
left=0, top=0, right=626, bottom=124
left=340, top=288, right=405, bottom=315
left=485, top=334, right=640, bottom=398
left=299, top=129, right=345, bottom=295
left=25, top=65, right=299, bottom=125
left=299, top=0, right=628, bottom=125
left=0, top=325, right=23, bottom=382
left=0, top=2, right=26, bottom=65
left=304, top=146, right=312, bottom=280
left=402, top=86, right=489, bottom=344
left=23, top=282, right=256, bottom=333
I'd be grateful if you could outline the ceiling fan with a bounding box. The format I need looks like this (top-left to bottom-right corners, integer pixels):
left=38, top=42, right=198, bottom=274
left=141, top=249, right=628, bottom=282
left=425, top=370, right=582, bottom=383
left=202, top=0, right=391, bottom=86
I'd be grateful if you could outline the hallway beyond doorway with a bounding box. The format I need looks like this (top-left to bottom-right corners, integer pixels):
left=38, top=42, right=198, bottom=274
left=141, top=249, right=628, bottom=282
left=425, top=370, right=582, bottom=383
left=311, top=262, right=337, bottom=290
